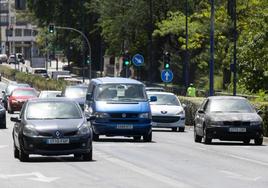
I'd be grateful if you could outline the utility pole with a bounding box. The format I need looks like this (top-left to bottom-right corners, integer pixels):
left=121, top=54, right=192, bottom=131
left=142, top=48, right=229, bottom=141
left=209, top=0, right=215, bottom=96
left=184, top=0, right=189, bottom=91
left=148, top=0, right=153, bottom=83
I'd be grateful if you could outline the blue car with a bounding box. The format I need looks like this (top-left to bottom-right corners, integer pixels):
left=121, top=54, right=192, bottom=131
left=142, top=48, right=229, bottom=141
left=85, top=77, right=156, bottom=142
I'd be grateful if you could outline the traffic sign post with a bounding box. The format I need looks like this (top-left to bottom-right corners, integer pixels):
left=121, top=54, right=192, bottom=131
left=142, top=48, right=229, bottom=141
left=161, top=69, right=173, bottom=83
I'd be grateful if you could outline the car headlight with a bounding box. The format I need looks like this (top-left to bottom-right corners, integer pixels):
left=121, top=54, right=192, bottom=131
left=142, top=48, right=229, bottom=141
left=23, top=125, right=38, bottom=137
left=77, top=123, right=91, bottom=135
left=250, top=121, right=261, bottom=126
left=176, top=110, right=184, bottom=115
left=139, top=112, right=151, bottom=119
left=95, top=112, right=110, bottom=118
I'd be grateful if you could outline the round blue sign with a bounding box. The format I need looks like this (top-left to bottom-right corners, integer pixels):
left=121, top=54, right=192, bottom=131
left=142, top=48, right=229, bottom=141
left=161, top=69, right=173, bottom=83
left=132, top=54, right=144, bottom=66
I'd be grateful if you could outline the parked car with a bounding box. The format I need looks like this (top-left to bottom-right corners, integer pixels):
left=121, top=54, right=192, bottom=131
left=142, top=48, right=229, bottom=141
left=0, top=54, right=8, bottom=64
left=61, top=84, right=88, bottom=110
left=32, top=68, right=49, bottom=78
left=0, top=104, right=6, bottom=129
left=84, top=77, right=156, bottom=142
left=7, top=87, right=38, bottom=114
left=1, top=83, right=31, bottom=109
left=39, top=90, right=62, bottom=98
left=8, top=54, right=16, bottom=64
left=194, top=96, right=263, bottom=145
left=11, top=98, right=93, bottom=162
left=147, top=91, right=186, bottom=132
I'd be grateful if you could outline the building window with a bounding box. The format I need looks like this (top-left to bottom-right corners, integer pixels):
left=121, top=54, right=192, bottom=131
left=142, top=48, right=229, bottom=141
left=0, top=2, right=8, bottom=12
left=15, top=28, right=22, bottom=36
left=24, top=29, right=31, bottom=36
left=0, top=15, right=8, bottom=25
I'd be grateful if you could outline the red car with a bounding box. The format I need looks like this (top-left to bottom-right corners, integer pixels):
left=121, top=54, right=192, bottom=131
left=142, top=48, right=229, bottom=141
left=7, top=87, right=38, bottom=114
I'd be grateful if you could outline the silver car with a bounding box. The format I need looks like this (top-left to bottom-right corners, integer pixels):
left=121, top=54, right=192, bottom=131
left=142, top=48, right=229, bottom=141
left=11, top=98, right=93, bottom=162
left=147, top=91, right=186, bottom=132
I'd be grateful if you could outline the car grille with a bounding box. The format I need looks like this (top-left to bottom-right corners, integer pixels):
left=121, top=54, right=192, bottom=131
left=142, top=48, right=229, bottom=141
left=152, top=116, right=180, bottom=123
left=223, top=121, right=250, bottom=126
left=38, top=131, right=77, bottom=137
left=37, top=143, right=81, bottom=151
left=110, top=113, right=138, bottom=118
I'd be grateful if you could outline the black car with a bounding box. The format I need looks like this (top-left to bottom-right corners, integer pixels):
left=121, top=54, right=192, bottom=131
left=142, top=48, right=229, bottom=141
left=11, top=98, right=93, bottom=162
left=0, top=104, right=6, bottom=129
left=194, top=96, right=263, bottom=145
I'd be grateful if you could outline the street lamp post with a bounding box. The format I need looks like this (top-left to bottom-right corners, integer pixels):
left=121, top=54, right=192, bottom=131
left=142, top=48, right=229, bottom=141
left=185, top=0, right=189, bottom=90
left=233, top=0, right=237, bottom=96
left=209, top=0, right=215, bottom=96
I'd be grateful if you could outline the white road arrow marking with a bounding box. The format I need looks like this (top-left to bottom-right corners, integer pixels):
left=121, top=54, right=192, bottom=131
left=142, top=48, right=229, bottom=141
left=0, top=172, right=59, bottom=183
left=165, top=72, right=170, bottom=80
left=220, top=170, right=261, bottom=182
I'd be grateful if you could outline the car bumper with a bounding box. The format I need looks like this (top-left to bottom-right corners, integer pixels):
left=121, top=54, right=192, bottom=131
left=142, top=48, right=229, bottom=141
left=92, top=122, right=152, bottom=136
left=151, top=116, right=185, bottom=128
left=21, top=135, right=92, bottom=155
left=10, top=102, right=24, bottom=111
left=206, top=126, right=263, bottom=140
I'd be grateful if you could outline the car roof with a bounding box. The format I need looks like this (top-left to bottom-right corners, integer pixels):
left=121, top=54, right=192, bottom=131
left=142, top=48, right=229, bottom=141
left=146, top=91, right=176, bottom=96
left=145, top=87, right=165, bottom=91
left=65, top=84, right=87, bottom=88
left=91, top=77, right=144, bottom=85
left=28, top=97, right=76, bottom=103
left=207, top=96, right=247, bottom=100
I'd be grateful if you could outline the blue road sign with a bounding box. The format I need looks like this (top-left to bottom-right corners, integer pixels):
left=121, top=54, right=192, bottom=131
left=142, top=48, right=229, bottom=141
left=161, top=69, right=173, bottom=83
left=132, top=54, right=144, bottom=66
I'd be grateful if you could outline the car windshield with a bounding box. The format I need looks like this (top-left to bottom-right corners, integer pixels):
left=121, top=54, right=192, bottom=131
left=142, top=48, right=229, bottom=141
left=12, top=89, right=37, bottom=97
left=64, top=87, right=87, bottom=98
left=26, top=101, right=82, bottom=119
left=148, top=93, right=180, bottom=105
left=95, top=84, right=146, bottom=101
left=207, top=99, right=255, bottom=113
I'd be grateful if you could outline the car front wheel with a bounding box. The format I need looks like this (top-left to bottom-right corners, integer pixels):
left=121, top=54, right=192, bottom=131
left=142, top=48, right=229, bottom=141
left=83, top=149, right=93, bottom=161
left=254, top=137, right=263, bottom=145
left=194, top=127, right=202, bottom=143
left=143, top=132, right=152, bottom=142
left=203, top=127, right=212, bottom=144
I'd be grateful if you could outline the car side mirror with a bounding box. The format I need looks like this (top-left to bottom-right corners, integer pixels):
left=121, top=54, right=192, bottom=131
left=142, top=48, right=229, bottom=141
left=10, top=117, right=21, bottom=123
left=197, top=109, right=205, bottom=114
left=86, top=115, right=96, bottom=121
left=257, top=110, right=263, bottom=115
left=2, top=91, right=5, bottom=94
left=150, top=96, right=157, bottom=102
left=86, top=93, right=92, bottom=101
left=182, top=103, right=186, bottom=109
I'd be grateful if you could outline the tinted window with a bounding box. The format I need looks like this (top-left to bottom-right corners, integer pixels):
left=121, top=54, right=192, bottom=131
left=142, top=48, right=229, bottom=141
left=12, top=89, right=37, bottom=97
left=26, top=101, right=82, bottom=119
left=148, top=93, right=180, bottom=106
left=95, top=84, right=146, bottom=101
left=207, top=99, right=254, bottom=113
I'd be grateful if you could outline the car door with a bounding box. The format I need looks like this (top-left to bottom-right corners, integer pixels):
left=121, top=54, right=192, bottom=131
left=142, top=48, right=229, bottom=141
left=194, top=99, right=208, bottom=136
left=13, top=104, right=26, bottom=148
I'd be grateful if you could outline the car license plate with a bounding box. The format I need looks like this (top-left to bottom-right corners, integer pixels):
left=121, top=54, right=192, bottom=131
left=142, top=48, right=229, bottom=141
left=229, top=128, right=246, bottom=133
left=116, top=124, right=133, bottom=129
left=46, top=138, right=70, bottom=144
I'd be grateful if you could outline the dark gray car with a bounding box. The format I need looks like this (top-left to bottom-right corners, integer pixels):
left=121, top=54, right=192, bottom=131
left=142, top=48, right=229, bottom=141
left=194, top=96, right=263, bottom=145
left=11, top=98, right=93, bottom=162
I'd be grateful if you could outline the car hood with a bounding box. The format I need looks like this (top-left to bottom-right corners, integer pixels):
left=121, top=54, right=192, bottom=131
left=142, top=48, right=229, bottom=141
left=70, top=97, right=86, bottom=104
left=95, top=101, right=150, bottom=113
left=150, top=105, right=184, bottom=116
left=207, top=113, right=262, bottom=122
left=27, top=119, right=85, bottom=132
left=11, top=96, right=37, bottom=100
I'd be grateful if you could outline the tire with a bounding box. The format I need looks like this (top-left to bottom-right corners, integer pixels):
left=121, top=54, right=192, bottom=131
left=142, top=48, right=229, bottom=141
left=243, top=139, right=250, bottom=144
left=171, top=128, right=177, bottom=132
left=194, top=128, right=202, bottom=143
left=93, top=132, right=99, bottom=141
left=0, top=122, right=6, bottom=129
left=19, top=148, right=29, bottom=162
left=83, top=149, right=93, bottom=161
left=203, top=127, right=212, bottom=144
left=254, top=137, right=263, bottom=145
left=14, top=143, right=19, bottom=159
left=143, top=132, right=152, bottom=142
left=178, top=127, right=185, bottom=132
left=133, top=136, right=141, bottom=141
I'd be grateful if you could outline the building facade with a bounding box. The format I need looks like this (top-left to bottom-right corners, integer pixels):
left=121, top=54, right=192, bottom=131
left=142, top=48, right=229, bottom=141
left=0, top=0, right=38, bottom=59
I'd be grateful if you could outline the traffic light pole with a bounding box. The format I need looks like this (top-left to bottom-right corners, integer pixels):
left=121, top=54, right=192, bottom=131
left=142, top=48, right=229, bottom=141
left=54, top=26, right=92, bottom=80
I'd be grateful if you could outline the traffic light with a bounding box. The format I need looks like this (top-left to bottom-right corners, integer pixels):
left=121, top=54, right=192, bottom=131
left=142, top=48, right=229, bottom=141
left=86, top=55, right=91, bottom=64
left=123, top=51, right=131, bottom=67
left=163, top=52, right=170, bottom=69
left=48, top=24, right=55, bottom=33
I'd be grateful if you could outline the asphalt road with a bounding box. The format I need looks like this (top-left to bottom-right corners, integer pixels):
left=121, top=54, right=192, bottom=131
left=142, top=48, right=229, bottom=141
left=0, top=112, right=268, bottom=188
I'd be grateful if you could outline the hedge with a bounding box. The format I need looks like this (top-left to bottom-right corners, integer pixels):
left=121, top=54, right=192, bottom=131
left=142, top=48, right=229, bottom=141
left=179, top=96, right=268, bottom=137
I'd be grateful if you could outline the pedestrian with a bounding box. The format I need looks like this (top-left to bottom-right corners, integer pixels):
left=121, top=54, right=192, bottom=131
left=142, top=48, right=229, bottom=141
left=187, top=83, right=196, bottom=97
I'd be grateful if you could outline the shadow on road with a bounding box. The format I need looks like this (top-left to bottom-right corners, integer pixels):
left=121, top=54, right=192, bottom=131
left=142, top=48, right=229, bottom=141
left=22, top=156, right=97, bottom=163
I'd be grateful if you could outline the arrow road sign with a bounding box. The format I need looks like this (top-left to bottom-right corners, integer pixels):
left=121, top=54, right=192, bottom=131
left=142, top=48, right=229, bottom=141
left=161, top=69, right=173, bottom=83
left=132, top=54, right=144, bottom=66
left=0, top=172, right=59, bottom=182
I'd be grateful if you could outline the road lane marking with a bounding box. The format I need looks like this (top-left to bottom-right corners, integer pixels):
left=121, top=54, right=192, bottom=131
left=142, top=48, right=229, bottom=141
left=0, top=145, right=8, bottom=149
left=95, top=151, right=192, bottom=188
left=228, top=154, right=268, bottom=167
left=0, top=172, right=59, bottom=182
left=220, top=170, right=261, bottom=182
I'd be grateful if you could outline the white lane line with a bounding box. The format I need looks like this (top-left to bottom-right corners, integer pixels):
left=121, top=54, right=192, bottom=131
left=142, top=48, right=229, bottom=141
left=96, top=151, right=192, bottom=188
left=0, top=145, right=8, bottom=149
left=220, top=170, right=261, bottom=182
left=228, top=154, right=268, bottom=167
